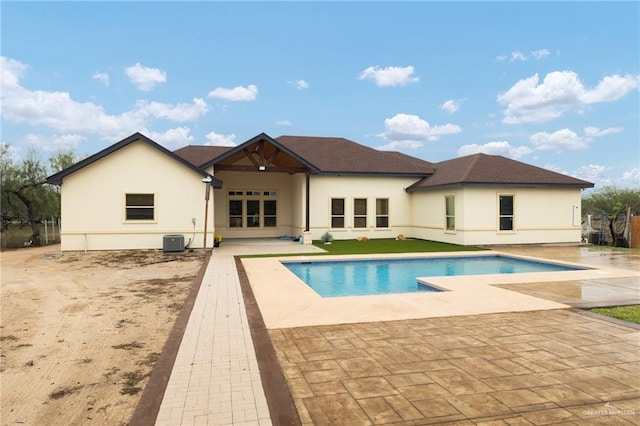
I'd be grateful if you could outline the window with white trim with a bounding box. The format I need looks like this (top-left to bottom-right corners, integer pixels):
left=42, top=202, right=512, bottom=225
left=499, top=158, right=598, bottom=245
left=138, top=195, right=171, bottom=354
left=499, top=195, right=514, bottom=231
left=125, top=193, right=154, bottom=221
left=445, top=195, right=455, bottom=231
left=376, top=198, right=389, bottom=228
left=331, top=198, right=345, bottom=228
left=353, top=198, right=367, bottom=228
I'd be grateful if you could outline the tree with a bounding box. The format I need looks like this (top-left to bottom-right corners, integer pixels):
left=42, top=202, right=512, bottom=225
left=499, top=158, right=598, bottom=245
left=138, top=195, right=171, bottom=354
left=582, top=186, right=640, bottom=246
left=1, top=145, right=77, bottom=247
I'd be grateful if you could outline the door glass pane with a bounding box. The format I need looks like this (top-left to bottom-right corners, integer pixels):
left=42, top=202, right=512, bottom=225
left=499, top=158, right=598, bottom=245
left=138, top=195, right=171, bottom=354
left=247, top=200, right=260, bottom=227
left=264, top=200, right=276, bottom=227
left=229, top=200, right=243, bottom=227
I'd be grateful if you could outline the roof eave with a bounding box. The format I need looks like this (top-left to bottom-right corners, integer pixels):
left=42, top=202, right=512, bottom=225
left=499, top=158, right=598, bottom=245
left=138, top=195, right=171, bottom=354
left=318, top=171, right=432, bottom=177
left=407, top=181, right=594, bottom=192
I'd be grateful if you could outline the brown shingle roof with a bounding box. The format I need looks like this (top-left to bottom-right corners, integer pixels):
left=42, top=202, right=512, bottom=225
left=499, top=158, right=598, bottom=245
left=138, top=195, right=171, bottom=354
left=275, top=135, right=435, bottom=175
left=173, top=145, right=232, bottom=168
left=407, top=153, right=594, bottom=191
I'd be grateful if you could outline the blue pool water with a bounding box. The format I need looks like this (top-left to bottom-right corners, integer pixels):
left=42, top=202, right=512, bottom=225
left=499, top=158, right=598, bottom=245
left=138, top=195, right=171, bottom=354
left=283, top=255, right=583, bottom=297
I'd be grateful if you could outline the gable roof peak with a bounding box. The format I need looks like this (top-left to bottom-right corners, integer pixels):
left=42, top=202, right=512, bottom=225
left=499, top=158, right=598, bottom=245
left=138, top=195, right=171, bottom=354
left=47, top=132, right=221, bottom=186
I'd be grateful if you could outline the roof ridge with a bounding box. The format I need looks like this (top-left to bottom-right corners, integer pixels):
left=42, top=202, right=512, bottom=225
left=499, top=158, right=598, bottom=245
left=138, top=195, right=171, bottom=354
left=460, top=153, right=484, bottom=182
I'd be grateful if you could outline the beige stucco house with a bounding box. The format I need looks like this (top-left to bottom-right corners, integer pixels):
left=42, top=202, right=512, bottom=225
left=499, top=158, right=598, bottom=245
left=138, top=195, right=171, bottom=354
left=47, top=132, right=594, bottom=251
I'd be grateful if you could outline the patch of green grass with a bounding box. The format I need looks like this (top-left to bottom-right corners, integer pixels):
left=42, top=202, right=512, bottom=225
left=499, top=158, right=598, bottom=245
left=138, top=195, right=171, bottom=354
left=242, top=238, right=483, bottom=258
left=313, top=238, right=484, bottom=255
left=590, top=305, right=640, bottom=324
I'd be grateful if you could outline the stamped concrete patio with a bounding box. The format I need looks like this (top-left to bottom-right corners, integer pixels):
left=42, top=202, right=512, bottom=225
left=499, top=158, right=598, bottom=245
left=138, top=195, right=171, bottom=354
left=270, top=309, right=640, bottom=425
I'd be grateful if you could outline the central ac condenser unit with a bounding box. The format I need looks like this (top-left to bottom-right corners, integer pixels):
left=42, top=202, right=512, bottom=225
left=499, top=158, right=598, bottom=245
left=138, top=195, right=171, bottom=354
left=163, top=235, right=184, bottom=253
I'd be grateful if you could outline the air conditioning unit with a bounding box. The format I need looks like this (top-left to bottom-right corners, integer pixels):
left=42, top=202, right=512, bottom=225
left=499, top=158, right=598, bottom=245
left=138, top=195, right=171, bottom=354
left=163, top=235, right=184, bottom=253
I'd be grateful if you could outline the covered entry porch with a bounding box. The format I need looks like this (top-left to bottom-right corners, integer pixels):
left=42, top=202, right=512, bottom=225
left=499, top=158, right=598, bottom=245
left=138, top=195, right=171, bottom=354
left=207, top=133, right=315, bottom=240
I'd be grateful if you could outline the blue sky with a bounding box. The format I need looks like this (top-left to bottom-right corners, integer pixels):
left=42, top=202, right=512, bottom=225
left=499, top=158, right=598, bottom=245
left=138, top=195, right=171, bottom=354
left=2, top=1, right=638, bottom=189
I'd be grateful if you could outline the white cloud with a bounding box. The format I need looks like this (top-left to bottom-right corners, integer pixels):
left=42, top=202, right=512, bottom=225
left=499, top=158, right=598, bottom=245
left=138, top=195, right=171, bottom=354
left=499, top=49, right=551, bottom=63
left=584, top=126, right=623, bottom=138
left=580, top=74, right=640, bottom=104
left=1, top=57, right=28, bottom=88
left=275, top=120, right=292, bottom=126
left=510, top=51, right=528, bottom=62
left=208, top=84, right=258, bottom=101
left=134, top=98, right=209, bottom=122
left=24, top=133, right=85, bottom=151
left=497, top=71, right=640, bottom=124
left=377, top=113, right=461, bottom=149
left=440, top=99, right=462, bottom=114
left=125, top=62, right=167, bottom=91
left=93, top=72, right=109, bottom=86
left=358, top=65, right=419, bottom=87
left=620, top=167, right=640, bottom=187
left=573, top=164, right=609, bottom=183
left=569, top=164, right=640, bottom=189
left=377, top=140, right=424, bottom=151
left=530, top=128, right=587, bottom=152
left=458, top=141, right=532, bottom=159
left=531, top=49, right=550, bottom=59
left=145, top=127, right=194, bottom=150
left=288, top=80, right=309, bottom=90
left=0, top=56, right=209, bottom=141
left=205, top=131, right=236, bottom=146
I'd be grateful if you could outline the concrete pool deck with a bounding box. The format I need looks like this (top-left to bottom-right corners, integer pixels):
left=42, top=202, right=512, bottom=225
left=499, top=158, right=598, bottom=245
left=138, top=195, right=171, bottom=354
left=242, top=249, right=639, bottom=328
left=148, top=241, right=639, bottom=425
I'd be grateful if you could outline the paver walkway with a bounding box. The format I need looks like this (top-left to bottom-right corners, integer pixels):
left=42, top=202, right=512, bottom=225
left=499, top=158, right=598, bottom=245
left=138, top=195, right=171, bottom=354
left=154, top=239, right=322, bottom=425
left=155, top=254, right=270, bottom=426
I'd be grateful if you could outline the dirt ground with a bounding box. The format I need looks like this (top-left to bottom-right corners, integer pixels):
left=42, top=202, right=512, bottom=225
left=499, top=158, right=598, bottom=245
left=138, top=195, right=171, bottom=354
left=1, top=245, right=205, bottom=426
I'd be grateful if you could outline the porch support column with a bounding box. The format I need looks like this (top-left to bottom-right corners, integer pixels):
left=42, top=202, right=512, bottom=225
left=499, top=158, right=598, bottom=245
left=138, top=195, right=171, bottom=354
left=305, top=171, right=310, bottom=231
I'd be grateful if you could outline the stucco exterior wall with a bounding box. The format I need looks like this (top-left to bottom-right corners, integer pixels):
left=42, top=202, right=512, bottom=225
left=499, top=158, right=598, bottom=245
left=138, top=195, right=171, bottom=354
left=59, top=141, right=213, bottom=251
left=410, top=186, right=584, bottom=245
left=306, top=175, right=416, bottom=240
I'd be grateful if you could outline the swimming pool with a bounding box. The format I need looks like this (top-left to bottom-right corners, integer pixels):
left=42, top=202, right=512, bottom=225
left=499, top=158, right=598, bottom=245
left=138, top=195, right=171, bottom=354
left=283, top=255, right=584, bottom=297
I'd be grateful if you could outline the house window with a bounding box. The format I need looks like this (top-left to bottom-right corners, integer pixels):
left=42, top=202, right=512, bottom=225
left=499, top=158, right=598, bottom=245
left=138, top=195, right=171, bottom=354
left=354, top=198, right=367, bottom=228
left=125, top=194, right=154, bottom=221
left=229, top=199, right=243, bottom=228
left=376, top=198, right=389, bottom=228
left=331, top=198, right=345, bottom=228
left=445, top=195, right=455, bottom=231
left=499, top=195, right=514, bottom=231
